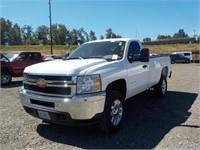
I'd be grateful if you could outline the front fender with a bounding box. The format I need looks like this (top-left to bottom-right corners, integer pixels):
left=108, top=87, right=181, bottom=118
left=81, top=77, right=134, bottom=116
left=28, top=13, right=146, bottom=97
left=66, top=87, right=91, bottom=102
left=84, top=61, right=127, bottom=91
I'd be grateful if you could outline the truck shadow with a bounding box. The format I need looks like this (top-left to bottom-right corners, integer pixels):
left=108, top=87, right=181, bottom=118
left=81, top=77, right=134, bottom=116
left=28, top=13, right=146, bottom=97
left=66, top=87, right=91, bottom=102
left=36, top=91, right=198, bottom=149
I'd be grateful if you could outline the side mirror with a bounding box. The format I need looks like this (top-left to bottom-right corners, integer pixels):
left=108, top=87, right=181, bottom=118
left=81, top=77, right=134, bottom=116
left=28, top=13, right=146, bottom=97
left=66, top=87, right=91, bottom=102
left=140, top=48, right=149, bottom=62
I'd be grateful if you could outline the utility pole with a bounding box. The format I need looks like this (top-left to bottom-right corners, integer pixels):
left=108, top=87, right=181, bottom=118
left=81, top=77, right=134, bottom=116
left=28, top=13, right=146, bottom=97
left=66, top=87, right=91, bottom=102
left=135, top=28, right=137, bottom=39
left=194, top=29, right=196, bottom=37
left=49, top=0, right=53, bottom=55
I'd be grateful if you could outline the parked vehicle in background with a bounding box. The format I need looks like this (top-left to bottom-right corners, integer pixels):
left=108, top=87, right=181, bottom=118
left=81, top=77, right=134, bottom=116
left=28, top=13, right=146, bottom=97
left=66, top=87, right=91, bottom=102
left=43, top=54, right=62, bottom=61
left=1, top=51, right=43, bottom=85
left=192, top=50, right=200, bottom=63
left=171, top=52, right=192, bottom=61
left=170, top=54, right=190, bottom=64
left=150, top=53, right=159, bottom=56
left=19, top=38, right=171, bottom=133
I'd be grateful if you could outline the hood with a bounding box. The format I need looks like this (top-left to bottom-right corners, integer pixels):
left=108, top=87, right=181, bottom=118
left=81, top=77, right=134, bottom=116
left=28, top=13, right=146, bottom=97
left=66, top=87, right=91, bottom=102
left=24, top=59, right=108, bottom=75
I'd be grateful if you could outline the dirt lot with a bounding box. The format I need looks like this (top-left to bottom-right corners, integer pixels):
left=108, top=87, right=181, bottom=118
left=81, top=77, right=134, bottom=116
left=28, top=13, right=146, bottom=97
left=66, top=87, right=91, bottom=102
left=0, top=63, right=200, bottom=149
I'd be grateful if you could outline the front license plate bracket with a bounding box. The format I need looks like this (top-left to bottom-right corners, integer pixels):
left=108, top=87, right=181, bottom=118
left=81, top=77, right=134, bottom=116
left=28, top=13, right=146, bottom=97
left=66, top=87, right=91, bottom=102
left=37, top=110, right=51, bottom=120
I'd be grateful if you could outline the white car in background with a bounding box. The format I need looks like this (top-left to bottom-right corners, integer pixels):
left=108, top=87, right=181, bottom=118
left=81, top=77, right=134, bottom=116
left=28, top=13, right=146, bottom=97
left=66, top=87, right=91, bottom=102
left=171, top=52, right=192, bottom=61
left=43, top=54, right=62, bottom=61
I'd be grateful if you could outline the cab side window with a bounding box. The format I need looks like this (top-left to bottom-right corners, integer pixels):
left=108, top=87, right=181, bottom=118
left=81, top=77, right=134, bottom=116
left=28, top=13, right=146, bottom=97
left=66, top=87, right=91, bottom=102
left=127, top=41, right=141, bottom=62
left=15, top=53, right=27, bottom=61
left=31, top=53, right=40, bottom=61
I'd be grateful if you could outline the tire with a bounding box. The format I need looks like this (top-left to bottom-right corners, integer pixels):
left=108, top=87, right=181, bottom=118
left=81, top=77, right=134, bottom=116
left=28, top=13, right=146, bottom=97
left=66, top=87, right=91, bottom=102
left=99, top=91, right=124, bottom=133
left=171, top=60, right=175, bottom=64
left=154, top=76, right=167, bottom=98
left=1, top=71, right=12, bottom=86
left=186, top=60, right=190, bottom=64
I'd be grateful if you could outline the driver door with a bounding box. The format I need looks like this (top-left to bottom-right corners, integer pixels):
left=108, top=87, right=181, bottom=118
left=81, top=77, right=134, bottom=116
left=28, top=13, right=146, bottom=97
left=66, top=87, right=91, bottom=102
left=126, top=41, right=149, bottom=98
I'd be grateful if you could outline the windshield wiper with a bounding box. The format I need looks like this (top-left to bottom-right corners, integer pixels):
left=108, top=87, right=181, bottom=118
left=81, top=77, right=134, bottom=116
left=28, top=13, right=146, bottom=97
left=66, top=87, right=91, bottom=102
left=86, top=56, right=107, bottom=59
left=67, top=56, right=108, bottom=61
left=67, top=56, right=83, bottom=60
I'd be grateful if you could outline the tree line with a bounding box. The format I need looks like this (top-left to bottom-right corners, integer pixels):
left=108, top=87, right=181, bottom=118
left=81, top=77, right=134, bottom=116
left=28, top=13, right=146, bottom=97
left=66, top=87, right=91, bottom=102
left=143, top=29, right=191, bottom=42
left=1, top=17, right=194, bottom=46
left=0, top=18, right=122, bottom=46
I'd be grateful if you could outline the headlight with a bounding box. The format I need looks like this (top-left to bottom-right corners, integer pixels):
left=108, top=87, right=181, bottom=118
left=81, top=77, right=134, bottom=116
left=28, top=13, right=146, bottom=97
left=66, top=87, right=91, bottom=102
left=77, top=75, right=102, bottom=94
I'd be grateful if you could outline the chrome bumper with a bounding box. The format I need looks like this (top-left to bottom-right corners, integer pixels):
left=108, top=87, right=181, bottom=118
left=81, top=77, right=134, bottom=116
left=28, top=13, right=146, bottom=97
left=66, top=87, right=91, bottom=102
left=19, top=87, right=106, bottom=120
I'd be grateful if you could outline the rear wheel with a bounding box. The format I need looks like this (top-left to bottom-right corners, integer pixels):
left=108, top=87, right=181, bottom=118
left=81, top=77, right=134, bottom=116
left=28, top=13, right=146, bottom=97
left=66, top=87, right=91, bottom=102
left=1, top=71, right=12, bottom=85
left=99, top=91, right=124, bottom=133
left=154, top=76, right=167, bottom=98
left=171, top=60, right=175, bottom=64
left=186, top=60, right=190, bottom=63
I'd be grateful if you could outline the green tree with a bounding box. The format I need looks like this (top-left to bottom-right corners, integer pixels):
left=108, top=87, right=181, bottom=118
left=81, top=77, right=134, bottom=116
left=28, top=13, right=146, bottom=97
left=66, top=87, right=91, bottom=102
left=105, top=28, right=113, bottom=39
left=116, top=35, right=122, bottom=38
left=173, top=29, right=188, bottom=38
left=21, top=25, right=33, bottom=45
left=36, top=25, right=49, bottom=45
left=52, top=24, right=59, bottom=45
left=157, top=34, right=171, bottom=40
left=89, top=30, right=97, bottom=41
left=58, top=24, right=69, bottom=45
left=105, top=28, right=122, bottom=39
left=100, top=35, right=104, bottom=39
left=32, top=32, right=39, bottom=45
left=77, top=28, right=89, bottom=44
left=0, top=18, right=12, bottom=45
left=11, top=24, right=22, bottom=45
left=70, top=29, right=78, bottom=45
left=0, top=18, right=6, bottom=45
left=143, top=37, right=151, bottom=42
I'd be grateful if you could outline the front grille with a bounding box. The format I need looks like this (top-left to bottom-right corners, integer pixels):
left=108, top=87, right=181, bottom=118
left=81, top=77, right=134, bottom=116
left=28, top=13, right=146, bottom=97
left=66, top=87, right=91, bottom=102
left=24, top=84, right=71, bottom=95
left=23, top=74, right=72, bottom=82
left=23, top=73, right=75, bottom=97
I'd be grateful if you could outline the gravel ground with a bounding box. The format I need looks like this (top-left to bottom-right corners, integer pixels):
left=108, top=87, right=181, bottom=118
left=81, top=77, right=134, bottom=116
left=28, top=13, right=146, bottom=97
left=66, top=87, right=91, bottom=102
left=0, top=63, right=200, bottom=149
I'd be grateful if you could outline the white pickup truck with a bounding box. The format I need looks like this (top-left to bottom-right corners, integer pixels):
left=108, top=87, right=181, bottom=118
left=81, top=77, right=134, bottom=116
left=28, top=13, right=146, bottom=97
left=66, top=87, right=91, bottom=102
left=19, top=38, right=172, bottom=133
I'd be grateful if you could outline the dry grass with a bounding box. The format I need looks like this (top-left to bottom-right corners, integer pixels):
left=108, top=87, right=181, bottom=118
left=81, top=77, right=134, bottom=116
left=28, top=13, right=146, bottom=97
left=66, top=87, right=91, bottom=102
left=1, top=43, right=199, bottom=55
left=0, top=45, right=78, bottom=55
left=144, top=43, right=200, bottom=54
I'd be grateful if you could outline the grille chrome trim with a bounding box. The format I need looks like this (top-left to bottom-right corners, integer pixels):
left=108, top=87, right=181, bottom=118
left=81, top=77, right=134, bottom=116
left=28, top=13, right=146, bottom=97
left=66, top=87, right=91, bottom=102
left=23, top=73, right=75, bottom=84
left=23, top=73, right=76, bottom=97
left=23, top=80, right=72, bottom=88
left=23, top=73, right=72, bottom=80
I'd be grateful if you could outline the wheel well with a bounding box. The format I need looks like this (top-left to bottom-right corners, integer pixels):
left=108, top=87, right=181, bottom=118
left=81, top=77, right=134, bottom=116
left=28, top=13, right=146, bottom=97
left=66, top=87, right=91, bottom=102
left=106, top=79, right=127, bottom=99
left=1, top=68, right=12, bottom=75
left=161, top=67, right=168, bottom=78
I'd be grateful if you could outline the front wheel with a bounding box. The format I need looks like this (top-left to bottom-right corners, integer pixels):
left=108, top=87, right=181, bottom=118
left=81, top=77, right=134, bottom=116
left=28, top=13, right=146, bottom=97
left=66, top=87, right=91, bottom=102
left=1, top=71, right=12, bottom=86
left=186, top=60, right=190, bottom=63
left=154, top=76, right=167, bottom=98
left=99, top=91, right=124, bottom=133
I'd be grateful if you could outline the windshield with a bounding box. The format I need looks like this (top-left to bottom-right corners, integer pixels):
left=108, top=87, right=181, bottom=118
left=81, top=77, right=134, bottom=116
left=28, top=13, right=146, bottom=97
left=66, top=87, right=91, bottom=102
left=68, top=41, right=126, bottom=61
left=1, top=52, right=19, bottom=62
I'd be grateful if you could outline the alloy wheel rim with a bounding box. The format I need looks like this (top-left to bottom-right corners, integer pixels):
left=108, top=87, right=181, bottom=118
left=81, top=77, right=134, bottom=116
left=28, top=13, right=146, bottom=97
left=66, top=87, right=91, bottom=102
left=1, top=75, right=9, bottom=84
left=110, top=99, right=123, bottom=126
left=162, top=80, right=166, bottom=94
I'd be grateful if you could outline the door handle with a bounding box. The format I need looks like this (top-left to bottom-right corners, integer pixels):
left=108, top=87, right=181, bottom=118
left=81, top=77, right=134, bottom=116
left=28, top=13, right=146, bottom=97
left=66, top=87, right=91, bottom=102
left=143, top=65, right=148, bottom=68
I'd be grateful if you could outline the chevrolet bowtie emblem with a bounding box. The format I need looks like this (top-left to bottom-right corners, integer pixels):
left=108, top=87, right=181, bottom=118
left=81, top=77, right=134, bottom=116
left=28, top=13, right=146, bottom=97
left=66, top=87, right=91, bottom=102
left=36, top=80, right=47, bottom=88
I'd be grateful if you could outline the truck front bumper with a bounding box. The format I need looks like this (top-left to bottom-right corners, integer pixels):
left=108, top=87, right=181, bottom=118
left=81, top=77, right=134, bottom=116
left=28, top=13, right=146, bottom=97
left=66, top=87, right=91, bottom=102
left=19, top=87, right=106, bottom=125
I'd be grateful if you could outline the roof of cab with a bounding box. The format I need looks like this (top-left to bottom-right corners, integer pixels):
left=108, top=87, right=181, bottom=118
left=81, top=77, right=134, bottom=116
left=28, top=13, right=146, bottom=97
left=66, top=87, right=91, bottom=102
left=86, top=38, right=139, bottom=43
